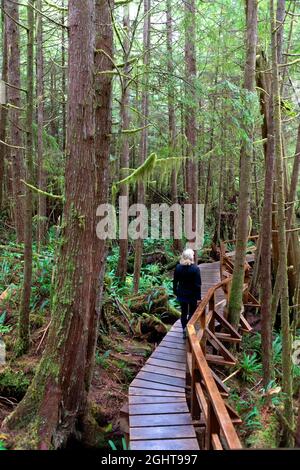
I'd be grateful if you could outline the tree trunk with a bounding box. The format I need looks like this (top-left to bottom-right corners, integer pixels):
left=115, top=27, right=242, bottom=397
left=270, top=0, right=294, bottom=446
left=228, top=0, right=258, bottom=327
left=271, top=1, right=300, bottom=323
left=116, top=5, right=131, bottom=280
left=86, top=0, right=114, bottom=391
left=133, top=0, right=151, bottom=293
left=216, top=127, right=225, bottom=244
left=260, top=66, right=275, bottom=388
left=17, top=0, right=35, bottom=356
left=204, top=15, right=222, bottom=226
left=3, top=0, right=112, bottom=449
left=166, top=0, right=181, bottom=253
left=276, top=0, right=285, bottom=68
left=37, top=0, right=47, bottom=248
left=5, top=0, right=25, bottom=242
left=184, top=0, right=198, bottom=259
left=61, top=0, right=66, bottom=152
left=280, top=0, right=295, bottom=96
left=286, top=125, right=300, bottom=241
left=0, top=0, right=8, bottom=210
left=255, top=49, right=275, bottom=386
left=49, top=67, right=58, bottom=139
left=286, top=125, right=300, bottom=321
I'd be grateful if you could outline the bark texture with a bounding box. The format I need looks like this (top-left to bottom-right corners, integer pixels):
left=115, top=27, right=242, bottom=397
left=260, top=67, right=275, bottom=388
left=116, top=4, right=131, bottom=280
left=0, top=1, right=7, bottom=210
left=270, top=0, right=294, bottom=446
left=133, top=0, right=151, bottom=293
left=5, top=0, right=25, bottom=242
left=228, top=0, right=258, bottom=327
left=167, top=0, right=181, bottom=252
left=37, top=0, right=47, bottom=248
left=3, top=0, right=113, bottom=449
left=184, top=0, right=198, bottom=259
left=17, top=0, right=35, bottom=355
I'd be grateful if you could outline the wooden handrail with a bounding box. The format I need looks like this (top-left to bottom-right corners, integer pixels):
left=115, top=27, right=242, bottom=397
left=189, top=278, right=231, bottom=327
left=187, top=277, right=243, bottom=449
left=187, top=324, right=242, bottom=449
left=186, top=241, right=258, bottom=449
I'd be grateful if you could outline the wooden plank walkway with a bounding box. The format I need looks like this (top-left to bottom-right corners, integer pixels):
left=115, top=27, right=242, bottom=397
left=129, top=320, right=199, bottom=450
left=199, top=256, right=254, bottom=310
left=200, top=261, right=224, bottom=305
left=128, top=260, right=226, bottom=450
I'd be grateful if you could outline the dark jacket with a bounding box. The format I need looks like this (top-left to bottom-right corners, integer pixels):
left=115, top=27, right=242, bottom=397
left=173, top=263, right=202, bottom=303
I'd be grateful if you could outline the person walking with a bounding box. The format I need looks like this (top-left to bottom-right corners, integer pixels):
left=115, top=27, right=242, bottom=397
left=173, top=248, right=202, bottom=338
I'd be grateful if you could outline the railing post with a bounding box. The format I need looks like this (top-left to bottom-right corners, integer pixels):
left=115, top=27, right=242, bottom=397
left=209, top=309, right=216, bottom=355
left=205, top=401, right=220, bottom=450
left=191, top=353, right=201, bottom=421
left=186, top=337, right=192, bottom=389
left=209, top=293, right=215, bottom=314
left=200, top=307, right=206, bottom=332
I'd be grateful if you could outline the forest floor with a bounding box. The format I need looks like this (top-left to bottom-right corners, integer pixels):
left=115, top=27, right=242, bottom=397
left=0, top=306, right=154, bottom=449
left=0, top=234, right=299, bottom=449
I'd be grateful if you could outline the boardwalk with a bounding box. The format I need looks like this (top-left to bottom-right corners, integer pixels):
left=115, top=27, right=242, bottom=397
left=129, top=320, right=199, bottom=450
left=128, top=261, right=223, bottom=451
left=200, top=261, right=224, bottom=304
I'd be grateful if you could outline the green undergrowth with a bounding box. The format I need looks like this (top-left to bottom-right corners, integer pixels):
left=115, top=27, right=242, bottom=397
left=0, top=367, right=30, bottom=401
left=0, top=229, right=56, bottom=320
left=0, top=440, right=6, bottom=450
left=246, top=413, right=280, bottom=448
left=227, top=330, right=300, bottom=448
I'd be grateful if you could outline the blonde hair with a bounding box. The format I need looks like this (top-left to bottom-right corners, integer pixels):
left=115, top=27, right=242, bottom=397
left=180, top=248, right=194, bottom=266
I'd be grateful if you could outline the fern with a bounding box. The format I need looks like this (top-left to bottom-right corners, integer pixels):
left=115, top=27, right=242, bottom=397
left=239, top=353, right=262, bottom=383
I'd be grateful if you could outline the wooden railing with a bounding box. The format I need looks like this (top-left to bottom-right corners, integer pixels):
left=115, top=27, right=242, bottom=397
left=186, top=242, right=259, bottom=450
left=187, top=278, right=243, bottom=450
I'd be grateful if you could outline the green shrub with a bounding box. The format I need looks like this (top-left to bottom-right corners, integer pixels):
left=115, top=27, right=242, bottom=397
left=0, top=440, right=6, bottom=450
left=0, top=368, right=30, bottom=400
left=239, top=352, right=262, bottom=383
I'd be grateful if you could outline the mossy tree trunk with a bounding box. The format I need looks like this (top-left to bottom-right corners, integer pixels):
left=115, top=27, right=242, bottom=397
left=89, top=0, right=114, bottom=381
left=256, top=47, right=275, bottom=387
left=286, top=125, right=300, bottom=325
left=36, top=0, right=47, bottom=249
left=116, top=4, right=131, bottom=281
left=276, top=0, right=285, bottom=67
left=271, top=0, right=300, bottom=321
left=5, top=0, right=25, bottom=243
left=184, top=0, right=198, bottom=260
left=61, top=0, right=66, bottom=152
left=260, top=58, right=275, bottom=388
left=166, top=0, right=181, bottom=253
left=17, top=1, right=35, bottom=356
left=0, top=0, right=8, bottom=211
left=256, top=51, right=281, bottom=281
left=2, top=0, right=113, bottom=449
left=228, top=0, right=258, bottom=327
left=270, top=0, right=294, bottom=446
left=133, top=0, right=151, bottom=293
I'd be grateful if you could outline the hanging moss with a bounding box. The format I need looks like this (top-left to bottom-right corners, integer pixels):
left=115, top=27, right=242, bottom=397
left=112, top=153, right=185, bottom=203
